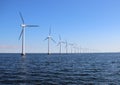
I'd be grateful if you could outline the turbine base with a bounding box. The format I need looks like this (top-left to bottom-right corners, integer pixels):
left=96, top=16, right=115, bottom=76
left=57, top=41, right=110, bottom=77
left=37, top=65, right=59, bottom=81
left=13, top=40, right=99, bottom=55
left=21, top=53, right=25, bottom=56
left=48, top=53, right=50, bottom=55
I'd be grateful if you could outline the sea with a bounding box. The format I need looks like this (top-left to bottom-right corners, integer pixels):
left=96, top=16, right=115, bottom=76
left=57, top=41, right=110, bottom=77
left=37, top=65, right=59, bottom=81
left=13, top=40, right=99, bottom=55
left=0, top=53, right=120, bottom=85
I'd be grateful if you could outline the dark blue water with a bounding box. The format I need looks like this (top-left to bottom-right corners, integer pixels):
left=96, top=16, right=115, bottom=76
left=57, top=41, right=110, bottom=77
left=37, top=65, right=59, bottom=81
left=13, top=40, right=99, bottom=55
left=0, top=53, right=120, bottom=85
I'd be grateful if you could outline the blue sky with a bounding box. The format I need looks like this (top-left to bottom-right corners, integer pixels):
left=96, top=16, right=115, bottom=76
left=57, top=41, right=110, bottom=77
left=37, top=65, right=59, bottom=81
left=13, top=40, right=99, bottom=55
left=0, top=0, right=120, bottom=53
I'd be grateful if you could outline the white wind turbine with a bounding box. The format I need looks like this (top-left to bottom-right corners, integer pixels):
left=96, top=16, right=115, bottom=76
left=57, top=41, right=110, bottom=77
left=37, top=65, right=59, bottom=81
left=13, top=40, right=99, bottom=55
left=57, top=35, right=64, bottom=54
left=44, top=26, right=56, bottom=55
left=63, top=41, right=68, bottom=54
left=19, top=12, right=39, bottom=56
left=79, top=46, right=82, bottom=53
left=73, top=43, right=77, bottom=53
left=69, top=43, right=74, bottom=53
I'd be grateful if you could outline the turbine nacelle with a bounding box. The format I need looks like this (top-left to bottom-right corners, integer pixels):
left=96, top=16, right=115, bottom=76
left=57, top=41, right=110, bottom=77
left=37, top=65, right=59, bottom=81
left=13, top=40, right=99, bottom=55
left=21, top=24, right=26, bottom=28
left=48, top=36, right=51, bottom=38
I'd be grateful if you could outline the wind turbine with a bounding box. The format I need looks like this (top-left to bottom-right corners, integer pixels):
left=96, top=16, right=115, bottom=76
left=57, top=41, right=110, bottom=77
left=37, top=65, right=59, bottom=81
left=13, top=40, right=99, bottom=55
left=69, top=43, right=74, bottom=53
left=19, top=12, right=39, bottom=56
left=73, top=43, right=77, bottom=53
left=63, top=41, right=68, bottom=54
left=57, top=35, right=64, bottom=54
left=79, top=46, right=82, bottom=53
left=44, top=26, right=56, bottom=55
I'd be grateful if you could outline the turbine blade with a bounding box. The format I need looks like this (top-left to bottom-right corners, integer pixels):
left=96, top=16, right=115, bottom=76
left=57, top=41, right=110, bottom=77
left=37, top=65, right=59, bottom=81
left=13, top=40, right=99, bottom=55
left=62, top=41, right=65, bottom=44
left=51, top=38, right=56, bottom=43
left=44, top=37, right=48, bottom=41
left=57, top=42, right=60, bottom=46
left=49, top=26, right=51, bottom=36
left=19, top=12, right=25, bottom=24
left=59, top=35, right=61, bottom=40
left=65, top=41, right=68, bottom=47
left=19, top=29, right=23, bottom=40
left=69, top=43, right=73, bottom=46
left=26, top=25, right=39, bottom=27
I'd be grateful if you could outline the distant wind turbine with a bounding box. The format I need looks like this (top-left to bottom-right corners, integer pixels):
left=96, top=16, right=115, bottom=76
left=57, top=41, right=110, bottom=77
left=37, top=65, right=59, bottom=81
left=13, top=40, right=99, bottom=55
left=19, top=12, right=39, bottom=56
left=69, top=43, right=74, bottom=53
left=63, top=41, right=68, bottom=54
left=79, top=46, right=82, bottom=53
left=57, top=35, right=64, bottom=54
left=73, top=43, right=77, bottom=53
left=44, top=26, right=56, bottom=55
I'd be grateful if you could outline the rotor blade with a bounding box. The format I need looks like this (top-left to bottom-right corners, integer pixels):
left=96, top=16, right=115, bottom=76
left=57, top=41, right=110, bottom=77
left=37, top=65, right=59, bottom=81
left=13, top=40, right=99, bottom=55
left=59, top=35, right=61, bottom=40
left=19, top=29, right=23, bottom=40
left=49, top=26, right=51, bottom=36
left=62, top=41, right=65, bottom=44
left=57, top=42, right=60, bottom=46
left=26, top=25, right=39, bottom=27
left=19, top=12, right=25, bottom=24
left=65, top=41, right=68, bottom=47
left=69, top=43, right=73, bottom=46
left=51, top=37, right=56, bottom=43
left=44, top=37, right=48, bottom=41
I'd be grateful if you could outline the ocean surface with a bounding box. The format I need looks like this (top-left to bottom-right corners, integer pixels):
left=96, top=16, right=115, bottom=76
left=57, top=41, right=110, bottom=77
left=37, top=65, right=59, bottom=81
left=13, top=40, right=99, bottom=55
left=0, top=53, right=120, bottom=85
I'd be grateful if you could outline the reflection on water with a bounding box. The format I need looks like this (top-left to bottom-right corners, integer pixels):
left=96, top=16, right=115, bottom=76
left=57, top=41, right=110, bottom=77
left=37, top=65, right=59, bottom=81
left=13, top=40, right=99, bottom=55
left=19, top=56, right=27, bottom=85
left=0, top=53, right=120, bottom=84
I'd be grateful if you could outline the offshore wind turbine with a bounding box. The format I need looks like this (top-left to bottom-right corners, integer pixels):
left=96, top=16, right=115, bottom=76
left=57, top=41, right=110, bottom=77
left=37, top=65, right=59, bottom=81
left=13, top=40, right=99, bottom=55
left=44, top=26, right=56, bottom=55
left=19, top=12, right=39, bottom=56
left=73, top=43, right=77, bottom=53
left=79, top=46, right=82, bottom=53
left=64, top=41, right=68, bottom=53
left=57, top=35, right=64, bottom=54
left=69, top=43, right=74, bottom=53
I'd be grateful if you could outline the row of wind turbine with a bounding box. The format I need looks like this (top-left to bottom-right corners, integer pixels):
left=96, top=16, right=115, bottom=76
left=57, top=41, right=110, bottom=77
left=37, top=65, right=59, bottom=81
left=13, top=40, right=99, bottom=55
left=19, top=12, right=97, bottom=55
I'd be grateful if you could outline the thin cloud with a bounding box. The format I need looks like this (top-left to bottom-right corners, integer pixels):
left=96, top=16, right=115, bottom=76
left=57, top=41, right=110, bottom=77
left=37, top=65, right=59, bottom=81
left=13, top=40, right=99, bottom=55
left=0, top=45, right=19, bottom=49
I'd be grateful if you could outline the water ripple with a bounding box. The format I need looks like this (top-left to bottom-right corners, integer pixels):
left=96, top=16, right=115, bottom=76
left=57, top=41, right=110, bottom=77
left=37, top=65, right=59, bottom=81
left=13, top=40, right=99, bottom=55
left=0, top=53, right=120, bottom=84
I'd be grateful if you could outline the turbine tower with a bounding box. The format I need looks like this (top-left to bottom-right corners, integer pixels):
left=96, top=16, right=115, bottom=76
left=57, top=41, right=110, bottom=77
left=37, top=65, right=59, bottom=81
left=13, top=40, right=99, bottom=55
left=44, top=26, right=55, bottom=55
left=19, top=12, right=39, bottom=56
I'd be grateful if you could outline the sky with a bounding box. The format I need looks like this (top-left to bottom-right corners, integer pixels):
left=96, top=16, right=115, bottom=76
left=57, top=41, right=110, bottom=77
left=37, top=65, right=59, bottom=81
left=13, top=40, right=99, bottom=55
left=0, top=0, right=120, bottom=53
